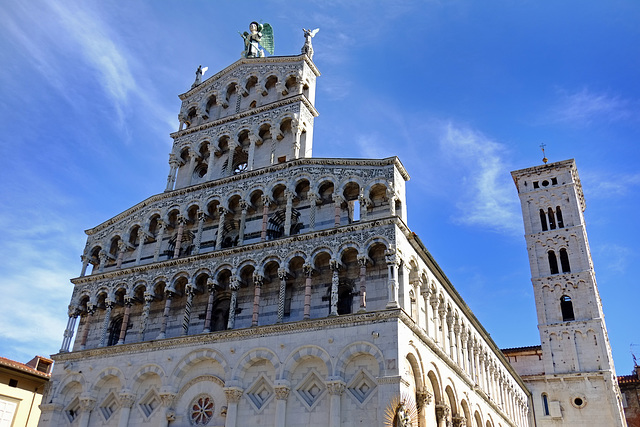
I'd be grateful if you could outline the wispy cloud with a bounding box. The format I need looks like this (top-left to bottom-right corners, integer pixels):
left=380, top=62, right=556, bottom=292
left=438, top=122, right=521, bottom=234
left=550, top=88, right=636, bottom=126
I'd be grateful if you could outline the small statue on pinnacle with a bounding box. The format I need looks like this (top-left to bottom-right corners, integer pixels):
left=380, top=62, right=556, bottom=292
left=302, top=28, right=319, bottom=59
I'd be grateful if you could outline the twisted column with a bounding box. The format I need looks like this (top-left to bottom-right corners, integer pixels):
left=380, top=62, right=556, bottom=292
left=165, top=155, right=178, bottom=192
left=308, top=192, right=319, bottom=231
left=135, top=228, right=146, bottom=265
left=277, top=268, right=288, bottom=322
left=182, top=284, right=195, bottom=335
left=60, top=305, right=78, bottom=352
left=329, top=259, right=340, bottom=316
left=215, top=207, right=226, bottom=250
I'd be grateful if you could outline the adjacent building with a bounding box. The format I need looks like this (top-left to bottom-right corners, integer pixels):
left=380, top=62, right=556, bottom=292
left=1, top=355, right=52, bottom=427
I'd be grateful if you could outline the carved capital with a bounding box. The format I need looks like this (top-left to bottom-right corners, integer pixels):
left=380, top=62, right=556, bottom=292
left=274, top=384, right=290, bottom=400
left=357, top=255, right=368, bottom=268
left=261, top=194, right=272, bottom=206
left=119, top=392, right=135, bottom=408
left=143, top=292, right=154, bottom=304
left=326, top=380, right=345, bottom=396
left=329, top=258, right=340, bottom=271
left=159, top=391, right=176, bottom=408
left=416, top=390, right=433, bottom=410
left=207, top=279, right=218, bottom=293
left=277, top=268, right=288, bottom=281
left=452, top=416, right=467, bottom=427
left=252, top=273, right=264, bottom=286
left=303, top=263, right=314, bottom=277
left=79, top=395, right=96, bottom=412
left=224, top=387, right=243, bottom=403
left=435, top=402, right=451, bottom=421
left=124, top=295, right=134, bottom=307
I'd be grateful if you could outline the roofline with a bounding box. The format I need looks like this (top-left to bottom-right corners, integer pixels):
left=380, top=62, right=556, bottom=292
left=0, top=357, right=51, bottom=380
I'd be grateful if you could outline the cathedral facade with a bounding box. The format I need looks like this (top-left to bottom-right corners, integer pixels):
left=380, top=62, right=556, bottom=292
left=38, top=31, right=624, bottom=427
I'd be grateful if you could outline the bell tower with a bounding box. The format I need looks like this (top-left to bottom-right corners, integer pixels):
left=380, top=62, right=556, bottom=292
left=512, top=159, right=626, bottom=425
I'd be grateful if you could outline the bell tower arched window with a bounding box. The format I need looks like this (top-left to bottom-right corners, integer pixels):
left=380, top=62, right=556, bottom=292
left=548, top=250, right=559, bottom=275
left=556, top=206, right=564, bottom=228
left=540, top=209, right=548, bottom=231
left=542, top=393, right=550, bottom=416
left=559, top=248, right=571, bottom=273
left=560, top=295, right=575, bottom=321
left=548, top=207, right=556, bottom=230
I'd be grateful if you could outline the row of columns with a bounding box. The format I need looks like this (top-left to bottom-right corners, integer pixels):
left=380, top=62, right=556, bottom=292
left=64, top=248, right=406, bottom=351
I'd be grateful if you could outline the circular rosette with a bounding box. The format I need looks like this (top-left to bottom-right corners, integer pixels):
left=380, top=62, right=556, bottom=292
left=190, top=394, right=214, bottom=425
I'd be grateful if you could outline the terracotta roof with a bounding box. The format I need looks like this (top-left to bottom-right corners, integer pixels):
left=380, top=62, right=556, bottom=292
left=501, top=345, right=542, bottom=353
left=618, top=374, right=640, bottom=385
left=0, top=356, right=51, bottom=380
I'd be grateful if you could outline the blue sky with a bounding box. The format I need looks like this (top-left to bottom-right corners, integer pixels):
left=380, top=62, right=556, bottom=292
left=1, top=0, right=638, bottom=374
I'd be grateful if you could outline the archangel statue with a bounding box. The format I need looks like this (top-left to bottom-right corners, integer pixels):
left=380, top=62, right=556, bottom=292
left=240, top=21, right=274, bottom=58
left=191, top=65, right=208, bottom=88
left=301, top=28, right=319, bottom=59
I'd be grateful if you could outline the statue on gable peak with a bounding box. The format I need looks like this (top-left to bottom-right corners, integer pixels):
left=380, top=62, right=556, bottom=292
left=240, top=21, right=274, bottom=58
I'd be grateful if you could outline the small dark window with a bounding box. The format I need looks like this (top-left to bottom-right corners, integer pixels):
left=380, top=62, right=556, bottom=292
left=551, top=177, right=558, bottom=185
left=540, top=209, right=548, bottom=231
left=542, top=180, right=549, bottom=187
left=9, top=379, right=18, bottom=387
left=561, top=295, right=575, bottom=321
left=559, top=248, right=571, bottom=273
left=107, top=317, right=123, bottom=346
left=556, top=206, right=564, bottom=228
left=277, top=156, right=287, bottom=163
left=574, top=397, right=583, bottom=406
left=542, top=393, right=550, bottom=416
left=533, top=181, right=540, bottom=189
left=548, top=250, right=559, bottom=274
left=548, top=207, right=556, bottom=230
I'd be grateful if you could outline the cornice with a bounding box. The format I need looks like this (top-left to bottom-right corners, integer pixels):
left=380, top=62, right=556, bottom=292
left=178, top=54, right=320, bottom=101
left=52, top=308, right=400, bottom=362
left=170, top=94, right=319, bottom=139
left=84, top=157, right=408, bottom=235
left=75, top=218, right=399, bottom=284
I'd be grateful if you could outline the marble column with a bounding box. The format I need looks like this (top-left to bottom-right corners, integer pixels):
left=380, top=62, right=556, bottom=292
left=117, top=392, right=135, bottom=427
left=98, top=250, right=107, bottom=273
left=99, top=299, right=114, bottom=347
left=215, top=207, right=226, bottom=250
left=326, top=380, right=345, bottom=427
left=358, top=255, right=367, bottom=312
left=79, top=304, right=95, bottom=350
left=203, top=279, right=217, bottom=333
left=173, top=215, right=186, bottom=258
left=223, top=387, right=243, bottom=427
left=385, top=248, right=399, bottom=308
left=332, top=194, right=343, bottom=227
left=260, top=195, right=270, bottom=241
left=227, top=277, right=239, bottom=329
left=157, top=290, right=174, bottom=339
left=165, top=155, right=178, bottom=192
left=115, top=240, right=126, bottom=269
left=60, top=306, right=78, bottom=352
left=277, top=268, right=287, bottom=322
left=77, top=395, right=95, bottom=427
left=116, top=296, right=132, bottom=345
left=238, top=201, right=248, bottom=244
left=227, top=143, right=237, bottom=176
left=80, top=255, right=90, bottom=277
left=435, top=403, right=450, bottom=427
left=139, top=292, right=153, bottom=341
left=358, top=195, right=370, bottom=220
left=186, top=153, right=198, bottom=186
left=308, top=192, right=319, bottom=231
left=153, top=221, right=166, bottom=262
left=159, top=391, right=176, bottom=427
left=252, top=273, right=263, bottom=326
left=303, top=264, right=313, bottom=320
left=329, top=259, right=340, bottom=316
left=274, top=381, right=290, bottom=427
left=182, top=284, right=195, bottom=335
left=135, top=228, right=146, bottom=265
left=194, top=210, right=205, bottom=254
left=283, top=191, right=294, bottom=236
left=430, top=296, right=440, bottom=343
left=248, top=134, right=258, bottom=171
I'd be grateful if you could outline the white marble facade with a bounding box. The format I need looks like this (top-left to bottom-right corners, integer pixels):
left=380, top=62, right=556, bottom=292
left=41, top=50, right=545, bottom=427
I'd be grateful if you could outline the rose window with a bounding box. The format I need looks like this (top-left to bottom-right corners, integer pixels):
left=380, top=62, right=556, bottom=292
left=190, top=395, right=214, bottom=425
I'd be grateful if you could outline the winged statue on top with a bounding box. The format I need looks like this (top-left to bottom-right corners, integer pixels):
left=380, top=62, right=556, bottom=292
left=240, top=21, right=274, bottom=58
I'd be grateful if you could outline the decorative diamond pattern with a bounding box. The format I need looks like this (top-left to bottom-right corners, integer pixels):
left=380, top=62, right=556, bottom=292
left=245, top=374, right=274, bottom=412
left=99, top=392, right=118, bottom=421
left=295, top=371, right=326, bottom=410
left=138, top=389, right=160, bottom=418
left=347, top=370, right=377, bottom=406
